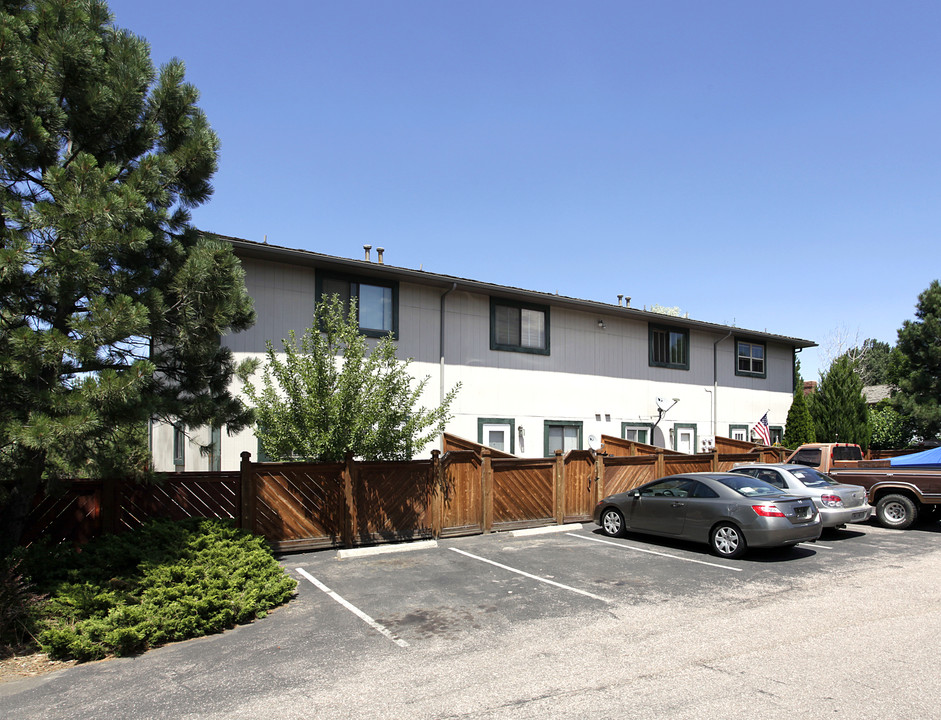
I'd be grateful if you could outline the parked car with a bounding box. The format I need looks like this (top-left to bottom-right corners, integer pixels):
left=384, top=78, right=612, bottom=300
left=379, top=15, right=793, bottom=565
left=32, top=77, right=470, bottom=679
left=729, top=463, right=872, bottom=529
left=593, top=472, right=822, bottom=559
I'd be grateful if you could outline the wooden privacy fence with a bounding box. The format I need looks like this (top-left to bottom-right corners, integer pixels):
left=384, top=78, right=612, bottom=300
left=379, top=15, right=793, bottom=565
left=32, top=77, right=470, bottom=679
left=23, top=444, right=786, bottom=551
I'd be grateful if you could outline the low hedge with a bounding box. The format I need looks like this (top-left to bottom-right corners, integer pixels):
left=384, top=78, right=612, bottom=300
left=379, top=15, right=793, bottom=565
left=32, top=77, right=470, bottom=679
left=15, top=519, right=296, bottom=662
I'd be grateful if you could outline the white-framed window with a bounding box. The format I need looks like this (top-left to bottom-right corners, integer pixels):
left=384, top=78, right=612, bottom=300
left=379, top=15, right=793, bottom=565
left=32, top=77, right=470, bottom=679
left=736, top=338, right=766, bottom=378
left=729, top=424, right=750, bottom=442
left=478, top=418, right=515, bottom=454
left=622, top=423, right=653, bottom=444
left=544, top=421, right=582, bottom=456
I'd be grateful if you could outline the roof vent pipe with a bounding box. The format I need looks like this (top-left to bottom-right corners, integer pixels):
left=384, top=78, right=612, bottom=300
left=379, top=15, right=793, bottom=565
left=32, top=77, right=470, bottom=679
left=617, top=294, right=623, bottom=307
left=625, top=296, right=631, bottom=308
left=376, top=247, right=385, bottom=264
left=363, top=244, right=372, bottom=261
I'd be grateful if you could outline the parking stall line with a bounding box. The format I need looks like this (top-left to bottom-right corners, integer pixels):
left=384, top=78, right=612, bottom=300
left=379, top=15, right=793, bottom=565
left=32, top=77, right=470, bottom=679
left=802, top=541, right=832, bottom=549
left=567, top=533, right=743, bottom=572
left=448, top=548, right=608, bottom=602
left=295, top=568, right=409, bottom=648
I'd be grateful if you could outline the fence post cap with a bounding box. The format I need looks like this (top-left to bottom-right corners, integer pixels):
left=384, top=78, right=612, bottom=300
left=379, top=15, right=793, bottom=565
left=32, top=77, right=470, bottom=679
left=240, top=451, right=252, bottom=461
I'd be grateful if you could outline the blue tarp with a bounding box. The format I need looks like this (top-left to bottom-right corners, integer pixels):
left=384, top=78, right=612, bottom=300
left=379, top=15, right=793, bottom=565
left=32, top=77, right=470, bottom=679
left=889, top=446, right=941, bottom=467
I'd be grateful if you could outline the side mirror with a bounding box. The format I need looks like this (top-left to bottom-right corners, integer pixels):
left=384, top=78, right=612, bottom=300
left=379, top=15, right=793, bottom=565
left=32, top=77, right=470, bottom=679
left=632, top=491, right=641, bottom=498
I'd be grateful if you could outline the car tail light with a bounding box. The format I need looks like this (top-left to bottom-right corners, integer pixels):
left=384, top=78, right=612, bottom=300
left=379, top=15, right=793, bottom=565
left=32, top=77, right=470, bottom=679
left=820, top=494, right=844, bottom=508
left=752, top=504, right=786, bottom=517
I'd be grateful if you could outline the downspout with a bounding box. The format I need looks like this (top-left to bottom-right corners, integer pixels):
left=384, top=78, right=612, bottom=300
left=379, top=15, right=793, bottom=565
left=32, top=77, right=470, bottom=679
left=439, top=283, right=458, bottom=448
left=713, top=331, right=733, bottom=440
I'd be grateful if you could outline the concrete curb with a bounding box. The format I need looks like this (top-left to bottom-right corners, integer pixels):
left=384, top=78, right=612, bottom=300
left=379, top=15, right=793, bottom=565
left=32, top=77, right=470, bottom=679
left=508, top=523, right=584, bottom=537
left=336, top=539, right=438, bottom=559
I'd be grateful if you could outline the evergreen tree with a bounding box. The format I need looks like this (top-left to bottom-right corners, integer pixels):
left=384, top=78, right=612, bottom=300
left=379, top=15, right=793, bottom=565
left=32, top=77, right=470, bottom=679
left=783, top=361, right=815, bottom=448
left=889, top=280, right=941, bottom=441
left=0, top=1, right=256, bottom=551
left=245, top=296, right=459, bottom=462
left=809, top=356, right=871, bottom=449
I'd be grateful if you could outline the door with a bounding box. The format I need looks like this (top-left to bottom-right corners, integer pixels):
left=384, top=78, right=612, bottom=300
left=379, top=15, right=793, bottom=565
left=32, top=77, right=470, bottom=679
left=630, top=478, right=690, bottom=534
left=482, top=423, right=511, bottom=453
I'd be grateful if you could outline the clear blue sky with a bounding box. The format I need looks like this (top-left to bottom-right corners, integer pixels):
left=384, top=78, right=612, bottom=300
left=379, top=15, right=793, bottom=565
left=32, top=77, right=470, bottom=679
left=109, top=0, right=939, bottom=380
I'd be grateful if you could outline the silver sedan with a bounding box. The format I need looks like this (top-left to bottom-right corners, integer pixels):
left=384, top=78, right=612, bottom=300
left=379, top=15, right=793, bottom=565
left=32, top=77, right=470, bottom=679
left=729, top=463, right=872, bottom=529
left=593, top=472, right=822, bottom=559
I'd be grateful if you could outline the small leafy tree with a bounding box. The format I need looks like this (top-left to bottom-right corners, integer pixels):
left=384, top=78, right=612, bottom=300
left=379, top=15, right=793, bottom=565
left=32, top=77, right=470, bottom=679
left=889, top=280, right=941, bottom=441
left=868, top=403, right=914, bottom=450
left=809, top=356, right=871, bottom=449
left=245, top=296, right=460, bottom=462
left=783, top=361, right=815, bottom=448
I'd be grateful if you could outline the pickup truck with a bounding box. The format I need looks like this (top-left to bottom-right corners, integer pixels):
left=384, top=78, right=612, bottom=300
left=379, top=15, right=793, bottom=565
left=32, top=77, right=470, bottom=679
left=786, top=442, right=941, bottom=529
left=784, top=443, right=865, bottom=473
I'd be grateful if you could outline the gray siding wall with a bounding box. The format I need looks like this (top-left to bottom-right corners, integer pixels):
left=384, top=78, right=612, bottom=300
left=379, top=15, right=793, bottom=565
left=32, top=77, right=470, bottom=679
left=228, top=258, right=794, bottom=394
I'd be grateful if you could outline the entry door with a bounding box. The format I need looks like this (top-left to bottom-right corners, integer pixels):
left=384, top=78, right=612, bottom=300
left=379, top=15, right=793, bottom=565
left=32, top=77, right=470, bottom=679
left=676, top=427, right=695, bottom=454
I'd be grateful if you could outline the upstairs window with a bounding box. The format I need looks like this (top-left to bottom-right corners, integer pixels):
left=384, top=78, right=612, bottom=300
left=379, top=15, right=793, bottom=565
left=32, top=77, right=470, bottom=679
left=649, top=325, right=689, bottom=370
left=490, top=298, right=549, bottom=354
left=317, top=274, right=398, bottom=337
left=736, top=339, right=766, bottom=378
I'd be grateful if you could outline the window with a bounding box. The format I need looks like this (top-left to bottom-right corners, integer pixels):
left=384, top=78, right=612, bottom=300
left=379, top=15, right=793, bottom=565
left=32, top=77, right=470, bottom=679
left=210, top=426, right=221, bottom=471
left=317, top=273, right=398, bottom=337
left=729, top=424, right=749, bottom=442
left=173, top=425, right=185, bottom=468
left=544, top=420, right=582, bottom=456
left=490, top=298, right=549, bottom=355
left=649, top=325, right=689, bottom=370
left=622, top=423, right=653, bottom=445
left=735, top=339, right=766, bottom=378
left=478, top=418, right=515, bottom=454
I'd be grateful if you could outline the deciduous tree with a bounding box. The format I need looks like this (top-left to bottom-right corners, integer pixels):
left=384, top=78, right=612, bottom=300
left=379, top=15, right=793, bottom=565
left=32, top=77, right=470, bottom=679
left=245, top=296, right=459, bottom=462
left=0, top=0, right=256, bottom=552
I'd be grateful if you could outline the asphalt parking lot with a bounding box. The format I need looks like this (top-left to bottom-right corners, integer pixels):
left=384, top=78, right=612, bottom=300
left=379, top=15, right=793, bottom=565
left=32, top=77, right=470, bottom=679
left=4, top=517, right=941, bottom=719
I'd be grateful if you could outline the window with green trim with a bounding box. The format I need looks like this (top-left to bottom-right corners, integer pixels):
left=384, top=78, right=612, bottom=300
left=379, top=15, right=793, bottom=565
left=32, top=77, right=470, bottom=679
left=490, top=298, right=549, bottom=354
left=544, top=420, right=582, bottom=456
left=729, top=424, right=750, bottom=442
left=478, top=418, right=515, bottom=454
left=621, top=423, right=653, bottom=444
left=736, top=339, right=766, bottom=378
left=172, top=425, right=185, bottom=468
left=649, top=325, right=689, bottom=370
left=316, top=273, right=398, bottom=338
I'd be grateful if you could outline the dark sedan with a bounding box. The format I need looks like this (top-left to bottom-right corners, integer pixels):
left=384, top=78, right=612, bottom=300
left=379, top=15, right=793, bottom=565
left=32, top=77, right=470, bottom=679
left=593, top=472, right=822, bottom=558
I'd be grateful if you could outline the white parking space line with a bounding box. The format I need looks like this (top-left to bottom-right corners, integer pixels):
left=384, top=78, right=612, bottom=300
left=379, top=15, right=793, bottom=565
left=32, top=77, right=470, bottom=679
left=295, top=568, right=409, bottom=648
left=448, top=548, right=608, bottom=602
left=567, top=533, right=743, bottom=572
left=802, top=542, right=832, bottom=549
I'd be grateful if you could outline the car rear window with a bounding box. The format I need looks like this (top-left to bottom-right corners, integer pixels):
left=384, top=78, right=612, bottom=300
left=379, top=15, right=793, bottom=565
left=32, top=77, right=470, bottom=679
left=787, top=448, right=821, bottom=466
left=788, top=467, right=837, bottom=488
left=714, top=475, right=788, bottom=497
left=832, top=446, right=863, bottom=461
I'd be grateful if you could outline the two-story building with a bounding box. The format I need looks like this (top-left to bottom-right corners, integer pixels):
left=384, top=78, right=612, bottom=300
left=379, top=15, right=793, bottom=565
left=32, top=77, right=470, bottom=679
left=152, top=236, right=815, bottom=471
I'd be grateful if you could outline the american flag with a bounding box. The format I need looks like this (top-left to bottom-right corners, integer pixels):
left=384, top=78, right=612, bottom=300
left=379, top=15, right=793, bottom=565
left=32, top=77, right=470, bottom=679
left=753, top=413, right=771, bottom=446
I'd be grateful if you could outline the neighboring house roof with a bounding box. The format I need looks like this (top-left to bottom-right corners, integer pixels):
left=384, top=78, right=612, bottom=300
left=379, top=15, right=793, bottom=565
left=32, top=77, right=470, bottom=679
left=217, top=234, right=817, bottom=350
left=862, top=385, right=893, bottom=404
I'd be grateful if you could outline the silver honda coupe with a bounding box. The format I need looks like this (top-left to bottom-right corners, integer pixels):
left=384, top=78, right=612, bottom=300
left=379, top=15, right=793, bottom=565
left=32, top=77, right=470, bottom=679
left=593, top=472, right=822, bottom=559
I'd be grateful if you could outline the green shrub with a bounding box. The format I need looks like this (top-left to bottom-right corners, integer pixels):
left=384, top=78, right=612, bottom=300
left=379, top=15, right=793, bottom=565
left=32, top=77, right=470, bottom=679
left=24, top=519, right=296, bottom=661
left=0, top=555, right=46, bottom=651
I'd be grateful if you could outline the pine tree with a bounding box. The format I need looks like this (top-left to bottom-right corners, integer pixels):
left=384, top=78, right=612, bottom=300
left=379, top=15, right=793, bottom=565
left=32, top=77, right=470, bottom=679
left=890, top=280, right=941, bottom=441
left=783, top=370, right=815, bottom=451
left=809, top=356, right=870, bottom=449
left=0, top=1, right=256, bottom=551
left=246, top=296, right=459, bottom=462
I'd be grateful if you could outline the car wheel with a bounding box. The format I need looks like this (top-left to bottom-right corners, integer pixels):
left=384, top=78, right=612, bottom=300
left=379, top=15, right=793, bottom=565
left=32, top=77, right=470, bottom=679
left=876, top=494, right=918, bottom=530
left=600, top=508, right=625, bottom=537
left=710, top=523, right=746, bottom=559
